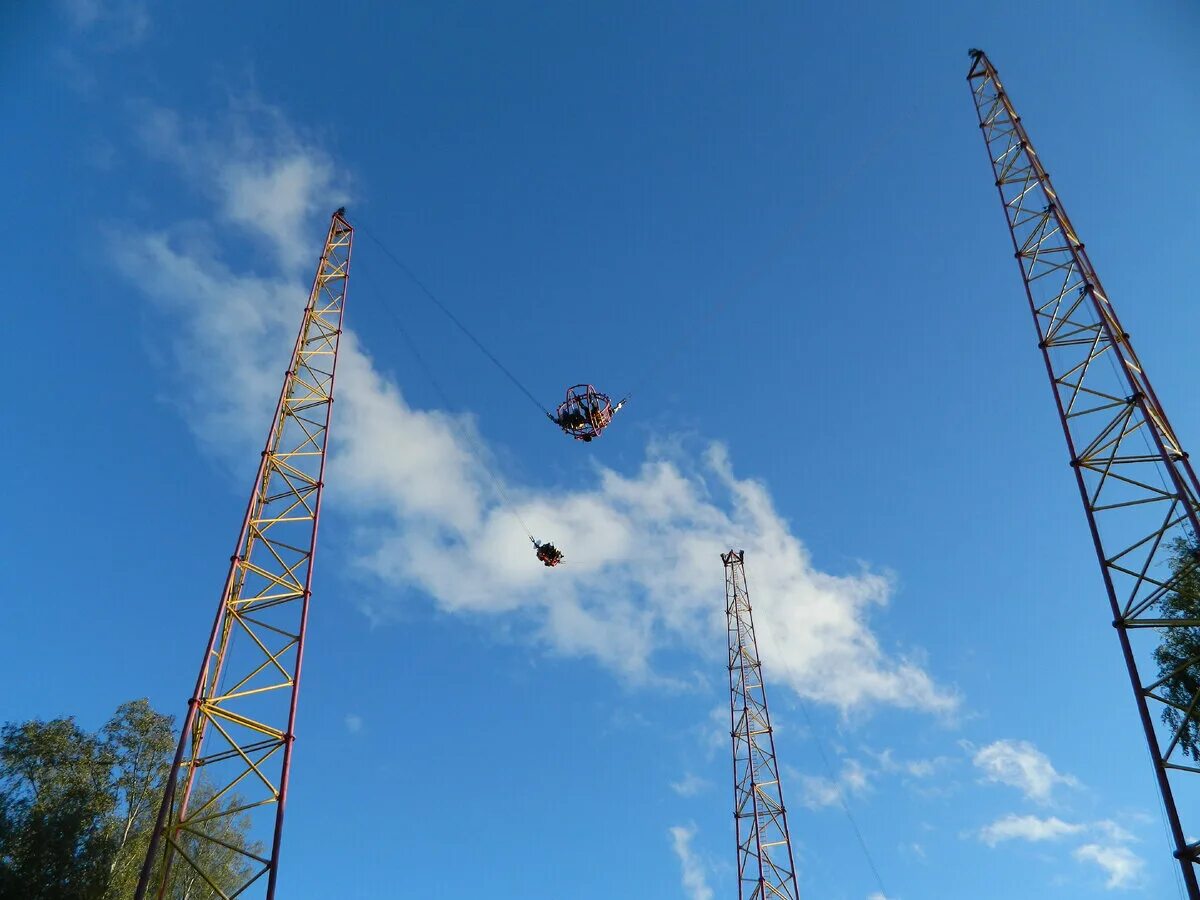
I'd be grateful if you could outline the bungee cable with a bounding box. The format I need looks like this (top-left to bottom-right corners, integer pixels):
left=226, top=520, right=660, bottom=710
left=793, top=694, right=891, bottom=900
left=355, top=268, right=540, bottom=544
left=357, top=221, right=555, bottom=420
left=358, top=220, right=630, bottom=445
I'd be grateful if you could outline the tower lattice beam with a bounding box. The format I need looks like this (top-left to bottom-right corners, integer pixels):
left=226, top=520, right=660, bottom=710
left=724, top=550, right=800, bottom=900
left=967, top=49, right=1200, bottom=895
left=136, top=209, right=353, bottom=900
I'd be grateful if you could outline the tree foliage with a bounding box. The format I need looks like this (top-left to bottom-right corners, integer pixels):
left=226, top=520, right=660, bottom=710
left=0, top=717, right=115, bottom=899
left=0, top=699, right=254, bottom=900
left=1154, top=538, right=1200, bottom=760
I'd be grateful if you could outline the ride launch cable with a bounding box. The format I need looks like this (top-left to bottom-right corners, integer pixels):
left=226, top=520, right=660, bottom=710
left=354, top=268, right=543, bottom=545
left=358, top=220, right=628, bottom=444
left=358, top=223, right=555, bottom=417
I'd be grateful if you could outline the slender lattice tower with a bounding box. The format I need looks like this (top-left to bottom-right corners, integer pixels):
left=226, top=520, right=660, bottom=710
left=967, top=50, right=1200, bottom=894
left=724, top=550, right=801, bottom=900
left=135, top=209, right=353, bottom=900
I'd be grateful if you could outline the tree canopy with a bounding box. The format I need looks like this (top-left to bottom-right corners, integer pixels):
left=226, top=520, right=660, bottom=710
left=0, top=699, right=253, bottom=900
left=1154, top=539, right=1200, bottom=760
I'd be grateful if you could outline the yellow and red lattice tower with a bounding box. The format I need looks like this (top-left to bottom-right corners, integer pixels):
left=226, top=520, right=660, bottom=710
left=724, top=550, right=801, bottom=900
left=135, top=209, right=353, bottom=900
left=967, top=49, right=1200, bottom=895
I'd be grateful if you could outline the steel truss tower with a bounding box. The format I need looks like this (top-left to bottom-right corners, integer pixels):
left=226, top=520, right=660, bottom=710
left=724, top=550, right=801, bottom=900
left=136, top=210, right=353, bottom=900
left=967, top=50, right=1200, bottom=894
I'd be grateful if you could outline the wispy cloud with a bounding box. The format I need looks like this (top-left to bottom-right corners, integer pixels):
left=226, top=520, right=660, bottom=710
left=111, top=98, right=956, bottom=718
left=976, top=812, right=1146, bottom=890
left=700, top=705, right=728, bottom=757
left=799, top=773, right=842, bottom=809
left=671, top=773, right=711, bottom=798
left=134, top=100, right=348, bottom=272
left=792, top=746, right=949, bottom=812
left=977, top=814, right=1084, bottom=847
left=61, top=0, right=150, bottom=48
left=344, top=714, right=364, bottom=734
left=867, top=747, right=950, bottom=780
left=841, top=758, right=870, bottom=793
left=669, top=824, right=714, bottom=900
left=797, top=758, right=871, bottom=810
left=1074, top=843, right=1144, bottom=890
left=970, top=739, right=1078, bottom=803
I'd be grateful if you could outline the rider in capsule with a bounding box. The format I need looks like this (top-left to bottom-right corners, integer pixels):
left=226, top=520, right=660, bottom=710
left=555, top=409, right=587, bottom=431
left=551, top=385, right=620, bottom=442
left=534, top=541, right=564, bottom=567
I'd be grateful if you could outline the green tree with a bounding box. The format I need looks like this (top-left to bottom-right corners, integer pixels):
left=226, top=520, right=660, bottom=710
left=0, top=718, right=116, bottom=900
left=1154, top=538, right=1200, bottom=759
left=98, top=700, right=174, bottom=900
left=0, top=700, right=257, bottom=900
left=151, top=783, right=258, bottom=900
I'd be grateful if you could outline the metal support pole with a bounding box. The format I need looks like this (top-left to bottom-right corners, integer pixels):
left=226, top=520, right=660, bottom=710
left=135, top=210, right=353, bottom=900
left=967, top=49, right=1200, bottom=896
left=725, top=550, right=801, bottom=900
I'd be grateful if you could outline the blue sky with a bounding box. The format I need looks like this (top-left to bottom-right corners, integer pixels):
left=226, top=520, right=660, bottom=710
left=3, top=1, right=1200, bottom=897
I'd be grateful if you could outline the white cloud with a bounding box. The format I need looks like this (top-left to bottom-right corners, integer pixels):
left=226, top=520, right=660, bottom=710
left=799, top=774, right=842, bottom=809
left=690, top=705, right=729, bottom=760
left=841, top=758, right=870, bottom=793
left=344, top=714, right=364, bottom=734
left=794, top=748, right=951, bottom=813
left=671, top=773, right=710, bottom=798
left=971, top=740, right=1078, bottom=803
left=62, top=0, right=150, bottom=47
left=978, top=814, right=1085, bottom=847
left=63, top=0, right=104, bottom=28
left=798, top=759, right=871, bottom=810
left=1092, top=820, right=1136, bottom=845
left=869, top=748, right=949, bottom=779
left=903, top=759, right=936, bottom=777
left=867, top=894, right=890, bottom=900
left=134, top=101, right=348, bottom=272
left=1074, top=843, right=1144, bottom=890
left=112, top=100, right=956, bottom=718
left=669, top=824, right=714, bottom=900
left=977, top=811, right=1146, bottom=890
left=219, top=154, right=341, bottom=273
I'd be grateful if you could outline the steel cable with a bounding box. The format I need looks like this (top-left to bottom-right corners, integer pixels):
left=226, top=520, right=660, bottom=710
left=355, top=267, right=538, bottom=543
left=794, top=694, right=891, bottom=899
left=357, top=221, right=555, bottom=421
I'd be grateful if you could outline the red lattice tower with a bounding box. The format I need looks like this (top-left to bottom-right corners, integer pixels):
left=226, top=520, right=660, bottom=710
left=968, top=49, right=1200, bottom=895
left=136, top=209, right=352, bottom=899
left=724, top=550, right=801, bottom=900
